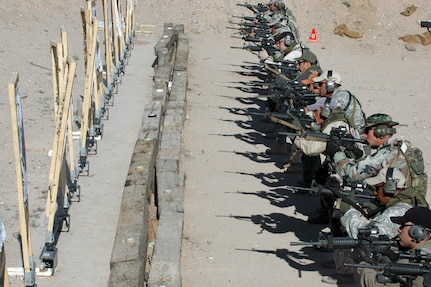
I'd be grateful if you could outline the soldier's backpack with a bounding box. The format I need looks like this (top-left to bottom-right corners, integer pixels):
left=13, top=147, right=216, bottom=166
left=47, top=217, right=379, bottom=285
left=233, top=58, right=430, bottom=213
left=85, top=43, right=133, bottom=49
left=398, top=140, right=428, bottom=197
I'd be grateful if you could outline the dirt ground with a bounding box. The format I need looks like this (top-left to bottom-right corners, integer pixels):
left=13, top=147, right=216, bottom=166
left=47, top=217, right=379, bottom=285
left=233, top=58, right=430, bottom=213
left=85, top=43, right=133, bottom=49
left=1, top=0, right=431, bottom=286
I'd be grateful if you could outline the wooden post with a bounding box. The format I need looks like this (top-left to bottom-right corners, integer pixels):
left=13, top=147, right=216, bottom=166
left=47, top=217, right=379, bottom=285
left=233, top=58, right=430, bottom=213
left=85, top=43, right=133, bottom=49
left=8, top=72, right=35, bottom=286
left=79, top=19, right=99, bottom=155
left=45, top=58, right=76, bottom=245
left=111, top=0, right=120, bottom=68
left=102, top=0, right=113, bottom=88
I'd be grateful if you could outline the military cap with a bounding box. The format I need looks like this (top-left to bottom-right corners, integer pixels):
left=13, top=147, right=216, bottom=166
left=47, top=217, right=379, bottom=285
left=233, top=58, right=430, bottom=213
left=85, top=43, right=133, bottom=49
left=391, top=206, right=431, bottom=229
left=294, top=50, right=318, bottom=64
left=273, top=28, right=293, bottom=42
left=365, top=113, right=399, bottom=128
left=365, top=167, right=406, bottom=188
left=267, top=0, right=282, bottom=5
left=313, top=70, right=342, bottom=84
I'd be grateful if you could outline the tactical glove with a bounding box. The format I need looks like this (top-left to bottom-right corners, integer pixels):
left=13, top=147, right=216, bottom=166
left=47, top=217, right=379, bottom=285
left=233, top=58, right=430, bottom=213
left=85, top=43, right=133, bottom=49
left=345, top=145, right=364, bottom=159
left=325, top=141, right=341, bottom=159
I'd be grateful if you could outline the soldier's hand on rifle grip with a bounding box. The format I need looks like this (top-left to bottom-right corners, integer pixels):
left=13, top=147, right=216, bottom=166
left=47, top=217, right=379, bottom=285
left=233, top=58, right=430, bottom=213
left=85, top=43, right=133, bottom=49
left=325, top=141, right=341, bottom=159
left=344, top=145, right=364, bottom=159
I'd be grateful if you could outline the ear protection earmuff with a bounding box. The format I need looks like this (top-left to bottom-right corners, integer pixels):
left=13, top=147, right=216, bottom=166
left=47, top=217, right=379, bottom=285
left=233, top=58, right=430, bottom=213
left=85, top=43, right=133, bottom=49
left=320, top=97, right=333, bottom=120
left=383, top=167, right=397, bottom=197
left=326, top=70, right=335, bottom=93
left=284, top=33, right=292, bottom=46
left=409, top=224, right=428, bottom=243
left=373, top=125, right=397, bottom=138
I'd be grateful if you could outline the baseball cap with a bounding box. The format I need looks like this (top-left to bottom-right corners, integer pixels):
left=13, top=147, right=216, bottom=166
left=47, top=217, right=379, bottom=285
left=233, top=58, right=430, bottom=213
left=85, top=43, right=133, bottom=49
left=294, top=50, right=318, bottom=64
left=365, top=167, right=406, bottom=188
left=365, top=113, right=399, bottom=128
left=391, top=206, right=431, bottom=229
left=313, top=70, right=342, bottom=85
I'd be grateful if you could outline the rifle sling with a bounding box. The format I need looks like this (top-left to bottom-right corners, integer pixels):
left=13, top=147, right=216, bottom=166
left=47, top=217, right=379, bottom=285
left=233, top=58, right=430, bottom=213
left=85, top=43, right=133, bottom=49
left=263, top=64, right=291, bottom=81
left=269, top=115, right=302, bottom=131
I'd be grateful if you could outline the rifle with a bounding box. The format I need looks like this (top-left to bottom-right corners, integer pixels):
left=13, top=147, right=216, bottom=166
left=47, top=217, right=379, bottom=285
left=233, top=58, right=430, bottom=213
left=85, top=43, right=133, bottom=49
left=231, top=15, right=257, bottom=22
left=228, top=20, right=268, bottom=29
left=279, top=126, right=367, bottom=145
left=263, top=63, right=298, bottom=81
left=286, top=184, right=374, bottom=200
left=400, top=249, right=431, bottom=263
left=289, top=93, right=318, bottom=108
left=231, top=35, right=262, bottom=42
left=420, top=20, right=431, bottom=32
left=291, top=227, right=399, bottom=262
left=345, top=262, right=431, bottom=287
left=230, top=44, right=263, bottom=52
left=286, top=181, right=380, bottom=218
left=237, top=3, right=269, bottom=13
left=248, top=110, right=311, bottom=132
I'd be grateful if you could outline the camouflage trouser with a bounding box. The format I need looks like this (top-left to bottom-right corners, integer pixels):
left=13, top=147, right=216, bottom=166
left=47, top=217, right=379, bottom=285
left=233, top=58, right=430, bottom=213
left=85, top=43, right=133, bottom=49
left=359, top=267, right=398, bottom=287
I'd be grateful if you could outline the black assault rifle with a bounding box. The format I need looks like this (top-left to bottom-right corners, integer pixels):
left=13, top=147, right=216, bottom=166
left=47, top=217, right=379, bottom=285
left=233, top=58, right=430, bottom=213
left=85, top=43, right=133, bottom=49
left=345, top=262, right=431, bottom=287
left=237, top=3, right=269, bottom=13
left=279, top=126, right=367, bottom=144
left=420, top=20, right=431, bottom=32
left=286, top=181, right=378, bottom=218
left=231, top=44, right=263, bottom=52
left=291, top=226, right=399, bottom=262
left=286, top=183, right=374, bottom=200
left=232, top=14, right=269, bottom=24
left=249, top=110, right=312, bottom=131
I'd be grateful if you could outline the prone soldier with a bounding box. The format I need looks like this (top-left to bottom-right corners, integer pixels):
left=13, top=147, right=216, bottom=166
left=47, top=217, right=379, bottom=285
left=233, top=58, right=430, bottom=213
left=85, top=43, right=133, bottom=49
left=360, top=206, right=431, bottom=287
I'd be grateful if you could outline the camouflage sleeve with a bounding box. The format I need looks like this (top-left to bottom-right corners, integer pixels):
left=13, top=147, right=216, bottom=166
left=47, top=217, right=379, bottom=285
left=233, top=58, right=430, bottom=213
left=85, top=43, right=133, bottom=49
left=340, top=208, right=369, bottom=238
left=333, top=143, right=401, bottom=181
left=368, top=203, right=412, bottom=239
left=341, top=203, right=412, bottom=239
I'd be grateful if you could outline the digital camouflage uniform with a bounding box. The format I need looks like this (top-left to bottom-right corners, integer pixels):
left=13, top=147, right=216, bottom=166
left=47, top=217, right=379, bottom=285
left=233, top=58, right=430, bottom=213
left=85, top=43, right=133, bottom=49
left=331, top=86, right=366, bottom=134
left=341, top=187, right=428, bottom=239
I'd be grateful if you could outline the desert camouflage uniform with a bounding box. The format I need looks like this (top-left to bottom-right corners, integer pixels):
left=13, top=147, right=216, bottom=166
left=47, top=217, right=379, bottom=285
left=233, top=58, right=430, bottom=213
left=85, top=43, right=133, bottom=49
left=341, top=187, right=428, bottom=239
left=333, top=136, right=410, bottom=184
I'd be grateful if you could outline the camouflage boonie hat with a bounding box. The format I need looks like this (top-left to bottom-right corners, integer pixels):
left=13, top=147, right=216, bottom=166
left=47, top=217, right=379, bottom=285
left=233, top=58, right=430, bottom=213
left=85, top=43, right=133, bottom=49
left=365, top=113, right=399, bottom=128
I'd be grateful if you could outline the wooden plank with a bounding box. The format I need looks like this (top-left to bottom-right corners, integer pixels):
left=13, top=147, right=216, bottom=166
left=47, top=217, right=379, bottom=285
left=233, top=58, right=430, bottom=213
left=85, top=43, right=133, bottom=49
left=169, top=70, right=187, bottom=102
left=8, top=72, right=35, bottom=285
left=45, top=60, right=76, bottom=243
left=147, top=211, right=183, bottom=287
left=174, top=33, right=189, bottom=72
left=153, top=65, right=172, bottom=86
left=108, top=137, right=158, bottom=287
left=79, top=19, right=98, bottom=151
left=108, top=259, right=146, bottom=287
left=110, top=139, right=156, bottom=264
left=102, top=0, right=113, bottom=87
left=154, top=23, right=175, bottom=56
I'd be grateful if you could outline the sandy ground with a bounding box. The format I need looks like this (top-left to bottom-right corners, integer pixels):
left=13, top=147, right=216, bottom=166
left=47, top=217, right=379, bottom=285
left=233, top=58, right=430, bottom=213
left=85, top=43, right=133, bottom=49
left=0, top=0, right=431, bottom=286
